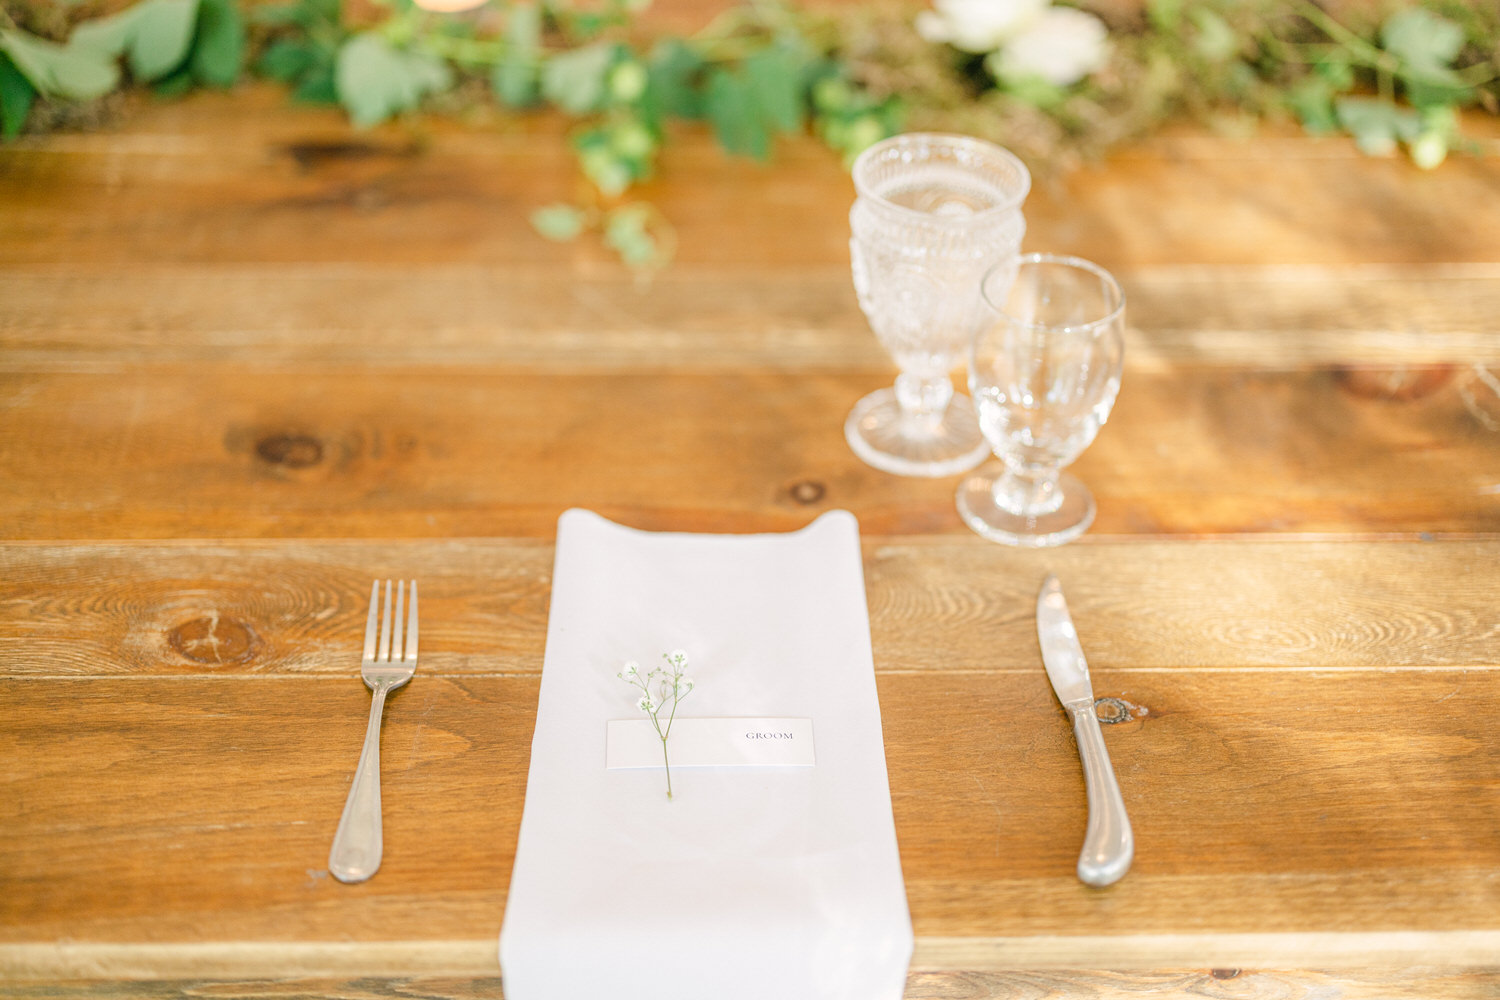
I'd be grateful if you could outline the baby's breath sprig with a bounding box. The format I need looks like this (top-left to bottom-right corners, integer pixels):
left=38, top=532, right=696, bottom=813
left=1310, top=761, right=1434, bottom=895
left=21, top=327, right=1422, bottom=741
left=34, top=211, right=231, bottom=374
left=618, top=649, right=694, bottom=800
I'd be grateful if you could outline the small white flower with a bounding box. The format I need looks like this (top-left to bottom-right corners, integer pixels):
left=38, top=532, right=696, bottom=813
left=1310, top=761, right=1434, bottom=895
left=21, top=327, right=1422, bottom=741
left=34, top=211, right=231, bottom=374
left=667, top=649, right=688, bottom=669
left=620, top=661, right=639, bottom=679
left=988, top=6, right=1109, bottom=87
left=916, top=0, right=1047, bottom=54
left=678, top=677, right=694, bottom=694
left=637, top=695, right=655, bottom=713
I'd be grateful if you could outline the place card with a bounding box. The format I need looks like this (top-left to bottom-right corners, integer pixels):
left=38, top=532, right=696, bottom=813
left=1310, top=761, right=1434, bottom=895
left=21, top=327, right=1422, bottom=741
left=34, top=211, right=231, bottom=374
left=606, top=717, right=815, bottom=769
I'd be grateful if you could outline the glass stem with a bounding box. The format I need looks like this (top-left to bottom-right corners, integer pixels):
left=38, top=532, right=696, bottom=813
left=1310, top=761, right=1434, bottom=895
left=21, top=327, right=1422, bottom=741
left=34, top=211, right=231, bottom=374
left=894, top=373, right=954, bottom=435
left=994, top=467, right=1064, bottom=516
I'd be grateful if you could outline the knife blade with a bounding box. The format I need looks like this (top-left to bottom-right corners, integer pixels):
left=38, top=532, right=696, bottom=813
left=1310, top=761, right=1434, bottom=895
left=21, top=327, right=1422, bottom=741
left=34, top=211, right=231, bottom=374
left=1037, top=574, right=1133, bottom=887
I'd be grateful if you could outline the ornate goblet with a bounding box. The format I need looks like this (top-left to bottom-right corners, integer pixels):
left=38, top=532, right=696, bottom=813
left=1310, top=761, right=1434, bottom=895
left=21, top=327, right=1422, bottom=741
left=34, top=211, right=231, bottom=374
left=847, top=133, right=1031, bottom=477
left=957, top=253, right=1125, bottom=547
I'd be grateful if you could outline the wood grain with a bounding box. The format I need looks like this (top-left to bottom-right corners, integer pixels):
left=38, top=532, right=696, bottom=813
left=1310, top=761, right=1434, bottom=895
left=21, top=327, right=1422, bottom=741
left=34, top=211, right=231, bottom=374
left=5, top=264, right=1500, bottom=372
left=1, top=365, right=1496, bottom=540
left=2, top=88, right=1499, bottom=272
left=2, top=668, right=1498, bottom=973
left=4, top=968, right=1499, bottom=1000
left=2, top=539, right=1498, bottom=678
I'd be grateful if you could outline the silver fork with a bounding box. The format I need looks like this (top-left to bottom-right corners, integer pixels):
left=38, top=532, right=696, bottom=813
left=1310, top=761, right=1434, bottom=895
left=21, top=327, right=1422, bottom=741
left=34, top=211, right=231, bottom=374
left=329, top=579, right=418, bottom=883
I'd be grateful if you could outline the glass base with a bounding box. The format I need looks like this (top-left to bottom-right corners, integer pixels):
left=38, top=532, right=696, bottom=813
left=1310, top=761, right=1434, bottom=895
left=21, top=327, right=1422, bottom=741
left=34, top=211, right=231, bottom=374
left=956, top=466, right=1096, bottom=547
left=845, top=388, right=989, bottom=478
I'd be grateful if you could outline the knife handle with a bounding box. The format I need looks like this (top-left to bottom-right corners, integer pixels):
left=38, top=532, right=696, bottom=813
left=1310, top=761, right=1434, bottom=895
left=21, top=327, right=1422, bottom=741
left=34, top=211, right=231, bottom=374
left=1069, top=704, right=1134, bottom=887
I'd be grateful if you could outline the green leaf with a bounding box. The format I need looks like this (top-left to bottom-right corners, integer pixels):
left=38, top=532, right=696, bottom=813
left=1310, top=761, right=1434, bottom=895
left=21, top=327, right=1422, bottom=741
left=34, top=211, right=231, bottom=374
left=292, top=63, right=337, bottom=103
left=531, top=203, right=587, bottom=241
left=603, top=204, right=661, bottom=268
left=335, top=33, right=452, bottom=127
left=0, top=28, right=120, bottom=100
left=69, top=6, right=139, bottom=59
left=745, top=44, right=803, bottom=134
left=1335, top=96, right=1419, bottom=156
left=541, top=41, right=615, bottom=114
left=1287, top=77, right=1337, bottom=134
left=70, top=0, right=199, bottom=82
left=1381, top=9, right=1465, bottom=79
left=491, top=2, right=541, bottom=107
left=644, top=38, right=704, bottom=122
left=705, top=67, right=768, bottom=160
left=191, top=0, right=245, bottom=87
left=257, top=38, right=313, bottom=82
left=153, top=65, right=194, bottom=96
left=1189, top=8, right=1238, bottom=63
left=126, top=0, right=198, bottom=81
left=0, top=53, right=36, bottom=138
left=1146, top=0, right=1182, bottom=33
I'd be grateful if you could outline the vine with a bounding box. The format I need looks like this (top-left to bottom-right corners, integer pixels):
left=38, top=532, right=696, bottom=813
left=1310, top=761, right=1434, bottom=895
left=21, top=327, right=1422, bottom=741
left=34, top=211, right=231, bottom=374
left=1, top=0, right=1495, bottom=268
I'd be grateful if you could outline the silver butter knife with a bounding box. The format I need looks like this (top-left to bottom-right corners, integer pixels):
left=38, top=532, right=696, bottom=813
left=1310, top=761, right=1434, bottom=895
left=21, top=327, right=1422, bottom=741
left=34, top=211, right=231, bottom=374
left=1037, top=574, right=1133, bottom=887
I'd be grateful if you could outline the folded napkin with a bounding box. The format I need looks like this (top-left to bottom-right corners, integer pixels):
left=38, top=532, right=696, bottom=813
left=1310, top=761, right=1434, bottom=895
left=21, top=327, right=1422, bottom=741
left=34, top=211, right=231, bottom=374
left=500, top=509, right=912, bottom=1000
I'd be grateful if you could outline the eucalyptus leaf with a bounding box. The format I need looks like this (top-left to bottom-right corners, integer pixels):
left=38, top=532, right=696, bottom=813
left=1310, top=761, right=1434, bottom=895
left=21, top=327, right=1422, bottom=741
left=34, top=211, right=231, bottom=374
left=335, top=33, right=452, bottom=127
left=191, top=0, right=245, bottom=87
left=541, top=41, right=615, bottom=114
left=0, top=28, right=120, bottom=100
left=0, top=53, right=36, bottom=138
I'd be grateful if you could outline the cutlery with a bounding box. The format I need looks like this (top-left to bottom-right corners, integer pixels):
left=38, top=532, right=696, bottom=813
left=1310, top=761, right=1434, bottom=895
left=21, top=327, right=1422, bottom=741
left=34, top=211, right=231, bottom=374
left=329, top=579, right=418, bottom=883
left=1037, top=574, right=1132, bottom=887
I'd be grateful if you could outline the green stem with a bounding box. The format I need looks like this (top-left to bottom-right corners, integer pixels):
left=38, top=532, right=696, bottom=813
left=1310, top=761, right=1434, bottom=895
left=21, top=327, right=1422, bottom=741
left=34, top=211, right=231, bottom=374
left=661, top=736, right=672, bottom=799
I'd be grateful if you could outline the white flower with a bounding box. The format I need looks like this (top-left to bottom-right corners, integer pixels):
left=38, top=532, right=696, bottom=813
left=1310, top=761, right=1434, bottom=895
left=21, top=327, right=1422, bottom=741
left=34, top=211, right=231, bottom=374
left=637, top=695, right=655, bottom=713
left=916, top=0, right=1047, bottom=54
left=677, top=676, right=694, bottom=694
left=667, top=649, right=688, bottom=669
left=988, top=6, right=1109, bottom=87
left=620, top=661, right=639, bottom=679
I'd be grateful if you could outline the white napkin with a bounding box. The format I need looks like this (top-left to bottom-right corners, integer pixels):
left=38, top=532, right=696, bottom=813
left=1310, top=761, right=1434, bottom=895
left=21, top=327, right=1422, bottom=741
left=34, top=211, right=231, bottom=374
left=500, top=509, right=913, bottom=1000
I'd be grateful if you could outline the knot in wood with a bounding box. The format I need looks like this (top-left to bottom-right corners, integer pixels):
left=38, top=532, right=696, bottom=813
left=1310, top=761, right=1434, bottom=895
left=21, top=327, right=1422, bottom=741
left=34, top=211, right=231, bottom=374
left=1333, top=364, right=1453, bottom=401
left=168, top=616, right=258, bottom=666
left=1210, top=969, right=1241, bottom=980
left=256, top=433, right=324, bottom=469
left=788, top=480, right=827, bottom=505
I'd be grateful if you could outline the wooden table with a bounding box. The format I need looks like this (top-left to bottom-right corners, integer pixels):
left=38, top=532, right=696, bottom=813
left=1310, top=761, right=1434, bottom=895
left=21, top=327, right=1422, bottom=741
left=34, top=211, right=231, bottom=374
left=3, top=80, right=1500, bottom=999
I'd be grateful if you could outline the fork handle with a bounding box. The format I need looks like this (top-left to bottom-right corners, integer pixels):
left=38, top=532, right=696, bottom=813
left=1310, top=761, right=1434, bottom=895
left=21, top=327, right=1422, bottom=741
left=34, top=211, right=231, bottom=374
left=329, top=681, right=393, bottom=883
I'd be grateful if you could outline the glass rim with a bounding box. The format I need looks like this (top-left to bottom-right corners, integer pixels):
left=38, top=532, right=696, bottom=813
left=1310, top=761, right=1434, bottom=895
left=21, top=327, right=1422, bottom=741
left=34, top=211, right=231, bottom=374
left=981, top=252, right=1126, bottom=333
left=850, top=132, right=1032, bottom=224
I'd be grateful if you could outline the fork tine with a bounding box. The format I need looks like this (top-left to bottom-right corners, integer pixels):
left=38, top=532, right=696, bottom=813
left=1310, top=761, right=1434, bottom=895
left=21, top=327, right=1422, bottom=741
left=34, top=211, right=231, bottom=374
left=405, top=580, right=418, bottom=662
left=391, top=580, right=405, bottom=663
left=379, top=579, right=393, bottom=661
left=363, top=580, right=380, bottom=660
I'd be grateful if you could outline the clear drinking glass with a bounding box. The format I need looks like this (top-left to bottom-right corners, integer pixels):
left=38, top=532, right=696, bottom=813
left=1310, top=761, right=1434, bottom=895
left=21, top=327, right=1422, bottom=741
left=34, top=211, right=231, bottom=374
left=847, top=133, right=1031, bottom=477
left=957, top=253, right=1125, bottom=547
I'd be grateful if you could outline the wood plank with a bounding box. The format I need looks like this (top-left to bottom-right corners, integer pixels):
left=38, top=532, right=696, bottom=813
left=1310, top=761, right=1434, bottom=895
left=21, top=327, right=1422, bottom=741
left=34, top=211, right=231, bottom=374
left=2, top=669, right=1498, bottom=972
left=4, top=263, right=1500, bottom=371
left=2, top=87, right=1498, bottom=271
left=1, top=367, right=1496, bottom=540
left=3, top=967, right=1499, bottom=1000
left=2, top=539, right=1499, bottom=678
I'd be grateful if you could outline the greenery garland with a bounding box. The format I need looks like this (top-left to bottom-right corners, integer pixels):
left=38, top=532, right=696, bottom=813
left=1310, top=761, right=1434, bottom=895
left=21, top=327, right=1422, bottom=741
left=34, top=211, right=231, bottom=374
left=1, top=0, right=1496, bottom=267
